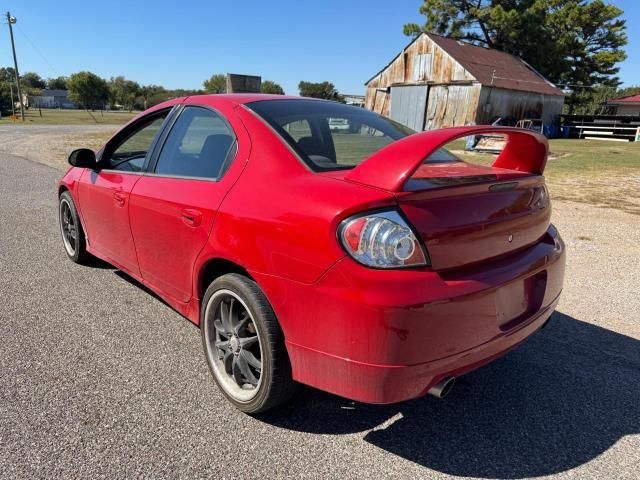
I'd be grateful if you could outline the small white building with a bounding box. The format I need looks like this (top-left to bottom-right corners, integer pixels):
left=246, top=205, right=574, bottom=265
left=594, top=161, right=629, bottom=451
left=30, top=89, right=76, bottom=109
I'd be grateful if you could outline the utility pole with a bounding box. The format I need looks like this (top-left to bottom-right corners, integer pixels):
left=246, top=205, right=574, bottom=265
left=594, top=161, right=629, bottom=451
left=6, top=12, right=25, bottom=121
left=9, top=81, right=16, bottom=118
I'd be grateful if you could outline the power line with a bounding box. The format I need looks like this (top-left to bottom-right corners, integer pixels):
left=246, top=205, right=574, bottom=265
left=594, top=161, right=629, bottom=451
left=14, top=23, right=60, bottom=76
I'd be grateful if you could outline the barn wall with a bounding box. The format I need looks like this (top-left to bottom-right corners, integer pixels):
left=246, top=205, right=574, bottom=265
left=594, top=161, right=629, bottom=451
left=615, top=104, right=640, bottom=116
left=477, top=87, right=564, bottom=125
left=425, top=84, right=482, bottom=129
left=365, top=34, right=476, bottom=117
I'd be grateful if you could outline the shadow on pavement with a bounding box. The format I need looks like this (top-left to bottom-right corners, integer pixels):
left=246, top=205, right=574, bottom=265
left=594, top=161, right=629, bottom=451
left=261, top=312, right=640, bottom=478
left=81, top=256, right=116, bottom=270
left=103, top=264, right=639, bottom=477
left=113, top=270, right=179, bottom=313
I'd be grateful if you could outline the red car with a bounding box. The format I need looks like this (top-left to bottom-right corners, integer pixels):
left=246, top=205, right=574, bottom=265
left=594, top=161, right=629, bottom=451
left=58, top=95, right=565, bottom=413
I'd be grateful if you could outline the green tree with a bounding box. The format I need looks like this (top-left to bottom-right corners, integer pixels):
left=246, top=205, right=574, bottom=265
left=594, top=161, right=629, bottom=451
left=298, top=81, right=343, bottom=101
left=203, top=74, right=227, bottom=93
left=404, top=0, right=627, bottom=113
left=0, top=75, right=12, bottom=116
left=566, top=85, right=616, bottom=114
left=0, top=67, right=16, bottom=81
left=136, top=84, right=167, bottom=110
left=20, top=72, right=47, bottom=107
left=133, top=86, right=203, bottom=110
left=261, top=80, right=285, bottom=95
left=21, top=72, right=46, bottom=90
left=565, top=84, right=640, bottom=115
left=47, top=76, right=68, bottom=90
left=167, top=88, right=203, bottom=97
left=108, top=76, right=140, bottom=111
left=0, top=68, right=17, bottom=116
left=67, top=71, right=110, bottom=109
left=0, top=81, right=12, bottom=116
left=614, top=85, right=640, bottom=99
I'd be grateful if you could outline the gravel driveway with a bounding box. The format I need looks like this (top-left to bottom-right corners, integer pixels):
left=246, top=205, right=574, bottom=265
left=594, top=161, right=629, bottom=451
left=0, top=124, right=117, bottom=170
left=0, top=129, right=639, bottom=478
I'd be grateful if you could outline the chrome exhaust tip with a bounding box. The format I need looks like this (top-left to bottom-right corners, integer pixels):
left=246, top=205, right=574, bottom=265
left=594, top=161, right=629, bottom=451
left=428, top=376, right=456, bottom=399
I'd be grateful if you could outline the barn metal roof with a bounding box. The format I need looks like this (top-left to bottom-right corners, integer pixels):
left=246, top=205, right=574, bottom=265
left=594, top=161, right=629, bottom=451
left=366, top=33, right=564, bottom=97
left=607, top=94, right=640, bottom=104
left=37, top=89, right=69, bottom=97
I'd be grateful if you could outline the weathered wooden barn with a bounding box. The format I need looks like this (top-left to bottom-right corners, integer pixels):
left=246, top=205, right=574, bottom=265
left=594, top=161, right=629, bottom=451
left=365, top=33, right=565, bottom=131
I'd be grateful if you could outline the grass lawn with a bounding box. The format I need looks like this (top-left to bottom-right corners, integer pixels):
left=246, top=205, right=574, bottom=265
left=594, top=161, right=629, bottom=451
left=449, top=138, right=640, bottom=214
left=0, top=108, right=138, bottom=125
left=328, top=132, right=640, bottom=214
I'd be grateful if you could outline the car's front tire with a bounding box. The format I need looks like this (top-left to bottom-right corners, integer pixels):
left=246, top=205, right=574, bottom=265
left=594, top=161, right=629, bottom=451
left=58, top=191, right=89, bottom=264
left=201, top=273, right=297, bottom=414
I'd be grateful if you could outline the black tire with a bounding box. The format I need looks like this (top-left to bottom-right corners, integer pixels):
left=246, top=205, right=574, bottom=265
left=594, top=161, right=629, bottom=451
left=201, top=273, right=297, bottom=414
left=58, top=191, right=89, bottom=264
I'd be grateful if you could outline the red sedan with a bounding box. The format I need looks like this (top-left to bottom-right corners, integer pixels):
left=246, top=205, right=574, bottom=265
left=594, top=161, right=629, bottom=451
left=58, top=95, right=565, bottom=413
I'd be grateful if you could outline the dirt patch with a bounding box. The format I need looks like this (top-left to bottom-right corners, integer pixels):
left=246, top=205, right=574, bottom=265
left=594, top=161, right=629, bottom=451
left=548, top=171, right=640, bottom=215
left=548, top=151, right=571, bottom=160
left=552, top=201, right=640, bottom=340
left=0, top=125, right=117, bottom=171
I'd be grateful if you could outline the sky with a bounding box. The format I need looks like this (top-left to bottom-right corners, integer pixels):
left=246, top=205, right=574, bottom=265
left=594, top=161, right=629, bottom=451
left=0, top=0, right=637, bottom=95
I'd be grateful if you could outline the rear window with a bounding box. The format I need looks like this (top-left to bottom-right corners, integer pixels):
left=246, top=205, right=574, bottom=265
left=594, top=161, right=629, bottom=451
left=247, top=99, right=420, bottom=171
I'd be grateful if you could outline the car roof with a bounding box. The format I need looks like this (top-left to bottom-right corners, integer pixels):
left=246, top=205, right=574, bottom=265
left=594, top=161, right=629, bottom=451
left=183, top=94, right=311, bottom=105
left=131, top=94, right=338, bottom=131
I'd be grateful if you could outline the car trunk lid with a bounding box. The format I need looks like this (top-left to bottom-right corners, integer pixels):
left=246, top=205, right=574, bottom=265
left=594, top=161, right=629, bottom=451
left=397, top=170, right=550, bottom=270
left=335, top=126, right=551, bottom=270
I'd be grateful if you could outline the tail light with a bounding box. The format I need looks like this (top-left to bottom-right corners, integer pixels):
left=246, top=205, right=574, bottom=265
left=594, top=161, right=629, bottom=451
left=532, top=185, right=549, bottom=210
left=338, top=210, right=429, bottom=268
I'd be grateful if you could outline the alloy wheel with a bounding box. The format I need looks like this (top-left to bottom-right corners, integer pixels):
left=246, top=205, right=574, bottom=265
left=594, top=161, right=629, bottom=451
left=204, top=289, right=263, bottom=402
left=59, top=198, right=77, bottom=256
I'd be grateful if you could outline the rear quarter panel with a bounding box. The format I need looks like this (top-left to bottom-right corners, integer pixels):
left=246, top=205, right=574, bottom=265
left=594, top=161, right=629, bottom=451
left=195, top=105, right=395, bottom=286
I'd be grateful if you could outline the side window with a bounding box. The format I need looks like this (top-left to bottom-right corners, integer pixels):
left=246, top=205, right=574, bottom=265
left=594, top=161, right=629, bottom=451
left=154, top=107, right=236, bottom=180
left=104, top=112, right=168, bottom=171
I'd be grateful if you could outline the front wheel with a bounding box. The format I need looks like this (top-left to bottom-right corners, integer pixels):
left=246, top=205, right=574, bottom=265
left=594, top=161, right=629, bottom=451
left=58, top=191, right=89, bottom=264
left=201, top=274, right=297, bottom=414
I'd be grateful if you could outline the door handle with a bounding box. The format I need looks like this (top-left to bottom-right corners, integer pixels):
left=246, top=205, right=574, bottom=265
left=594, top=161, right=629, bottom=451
left=181, top=208, right=202, bottom=227
left=113, top=192, right=126, bottom=207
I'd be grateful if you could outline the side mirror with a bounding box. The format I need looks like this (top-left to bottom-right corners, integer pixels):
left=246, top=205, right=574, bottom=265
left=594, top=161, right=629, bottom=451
left=68, top=148, right=97, bottom=168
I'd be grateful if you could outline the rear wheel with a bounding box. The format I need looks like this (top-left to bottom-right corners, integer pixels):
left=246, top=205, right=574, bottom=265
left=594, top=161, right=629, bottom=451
left=201, top=273, right=297, bottom=414
left=58, top=191, right=89, bottom=264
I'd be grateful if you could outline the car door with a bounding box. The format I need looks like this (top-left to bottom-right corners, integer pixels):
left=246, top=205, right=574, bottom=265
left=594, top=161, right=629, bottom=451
left=77, top=108, right=172, bottom=275
left=128, top=105, right=246, bottom=303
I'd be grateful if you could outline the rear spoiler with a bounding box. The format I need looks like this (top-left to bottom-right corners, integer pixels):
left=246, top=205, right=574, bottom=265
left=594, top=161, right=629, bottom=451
left=345, top=126, right=549, bottom=192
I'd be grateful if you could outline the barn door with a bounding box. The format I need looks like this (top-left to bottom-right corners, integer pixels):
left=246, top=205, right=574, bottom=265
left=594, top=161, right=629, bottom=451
left=372, top=89, right=389, bottom=116
left=389, top=85, right=428, bottom=131
left=425, top=85, right=478, bottom=130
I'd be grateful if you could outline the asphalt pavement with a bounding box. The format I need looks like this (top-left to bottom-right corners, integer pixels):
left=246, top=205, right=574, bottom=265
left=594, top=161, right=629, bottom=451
left=1, top=153, right=639, bottom=479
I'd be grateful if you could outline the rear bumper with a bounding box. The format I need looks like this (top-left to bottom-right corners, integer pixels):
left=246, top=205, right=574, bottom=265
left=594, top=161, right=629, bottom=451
left=253, top=227, right=566, bottom=404
left=286, top=294, right=559, bottom=403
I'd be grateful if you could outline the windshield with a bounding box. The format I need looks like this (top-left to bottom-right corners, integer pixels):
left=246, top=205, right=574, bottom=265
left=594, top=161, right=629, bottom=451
left=247, top=99, right=419, bottom=171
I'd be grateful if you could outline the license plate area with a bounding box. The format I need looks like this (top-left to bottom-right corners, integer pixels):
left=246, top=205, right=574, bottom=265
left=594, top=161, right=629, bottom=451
left=497, top=270, right=547, bottom=332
